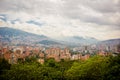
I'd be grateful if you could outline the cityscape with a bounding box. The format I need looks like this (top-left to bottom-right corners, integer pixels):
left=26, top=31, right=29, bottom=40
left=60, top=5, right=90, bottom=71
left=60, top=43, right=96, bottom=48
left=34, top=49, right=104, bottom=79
left=0, top=0, right=120, bottom=80
left=0, top=41, right=120, bottom=64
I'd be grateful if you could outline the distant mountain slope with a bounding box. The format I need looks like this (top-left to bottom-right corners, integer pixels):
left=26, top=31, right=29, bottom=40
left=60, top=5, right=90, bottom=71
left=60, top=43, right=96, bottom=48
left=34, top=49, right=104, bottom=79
left=59, top=36, right=98, bottom=45
left=38, top=40, right=61, bottom=45
left=99, top=39, right=120, bottom=46
left=0, top=27, right=45, bottom=38
left=0, top=27, right=58, bottom=46
left=0, top=27, right=119, bottom=47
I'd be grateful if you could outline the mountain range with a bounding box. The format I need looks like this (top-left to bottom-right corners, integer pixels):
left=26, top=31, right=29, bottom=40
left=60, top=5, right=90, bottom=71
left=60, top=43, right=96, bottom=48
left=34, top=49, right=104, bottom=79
left=98, top=39, right=120, bottom=46
left=0, top=27, right=56, bottom=46
left=0, top=27, right=120, bottom=47
left=59, top=36, right=98, bottom=45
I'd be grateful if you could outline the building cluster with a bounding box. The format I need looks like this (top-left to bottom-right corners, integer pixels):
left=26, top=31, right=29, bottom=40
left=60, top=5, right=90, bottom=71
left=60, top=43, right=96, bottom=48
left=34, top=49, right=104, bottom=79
left=0, top=46, right=42, bottom=64
left=0, top=44, right=119, bottom=64
left=0, top=46, right=92, bottom=64
left=45, top=48, right=71, bottom=61
left=71, top=54, right=90, bottom=60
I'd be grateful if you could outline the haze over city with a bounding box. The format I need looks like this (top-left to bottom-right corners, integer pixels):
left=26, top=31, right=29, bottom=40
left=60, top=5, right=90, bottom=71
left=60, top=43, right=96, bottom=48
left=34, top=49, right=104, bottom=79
left=0, top=0, right=120, bottom=40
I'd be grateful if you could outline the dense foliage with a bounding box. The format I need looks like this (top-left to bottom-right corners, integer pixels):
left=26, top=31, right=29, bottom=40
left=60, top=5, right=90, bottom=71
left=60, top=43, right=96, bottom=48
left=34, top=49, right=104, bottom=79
left=0, top=55, right=120, bottom=80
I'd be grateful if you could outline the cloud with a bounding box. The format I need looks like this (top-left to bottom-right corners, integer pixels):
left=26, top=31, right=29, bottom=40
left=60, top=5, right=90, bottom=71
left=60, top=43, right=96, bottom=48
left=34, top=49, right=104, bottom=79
left=0, top=0, right=120, bottom=40
left=59, top=0, right=120, bottom=26
left=26, top=20, right=44, bottom=27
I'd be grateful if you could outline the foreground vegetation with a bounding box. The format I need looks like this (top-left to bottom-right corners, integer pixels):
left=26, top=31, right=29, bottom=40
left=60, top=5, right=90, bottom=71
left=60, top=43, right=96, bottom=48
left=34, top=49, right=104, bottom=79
left=0, top=54, right=120, bottom=80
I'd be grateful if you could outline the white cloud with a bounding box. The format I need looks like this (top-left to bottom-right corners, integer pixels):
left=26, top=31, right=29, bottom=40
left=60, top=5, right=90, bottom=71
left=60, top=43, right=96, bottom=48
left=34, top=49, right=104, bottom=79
left=0, top=0, right=120, bottom=40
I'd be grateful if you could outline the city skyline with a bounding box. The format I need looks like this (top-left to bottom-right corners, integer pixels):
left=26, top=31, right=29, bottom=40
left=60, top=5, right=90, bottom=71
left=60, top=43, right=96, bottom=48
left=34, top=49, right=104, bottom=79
left=0, top=0, right=120, bottom=40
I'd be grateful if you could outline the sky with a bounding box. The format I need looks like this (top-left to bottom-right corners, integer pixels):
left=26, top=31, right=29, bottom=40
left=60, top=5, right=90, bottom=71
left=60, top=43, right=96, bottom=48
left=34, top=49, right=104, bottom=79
left=0, top=0, right=120, bottom=40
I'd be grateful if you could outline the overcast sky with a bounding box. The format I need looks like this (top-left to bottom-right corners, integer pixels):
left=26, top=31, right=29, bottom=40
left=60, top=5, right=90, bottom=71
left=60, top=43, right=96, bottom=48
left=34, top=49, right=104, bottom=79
left=0, top=0, right=120, bottom=40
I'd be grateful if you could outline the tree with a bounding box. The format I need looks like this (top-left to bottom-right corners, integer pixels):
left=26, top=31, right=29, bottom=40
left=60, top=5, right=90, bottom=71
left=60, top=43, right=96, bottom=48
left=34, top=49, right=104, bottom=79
left=65, top=55, right=110, bottom=80
left=0, top=58, right=11, bottom=74
left=103, top=54, right=120, bottom=80
left=0, top=58, right=11, bottom=80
